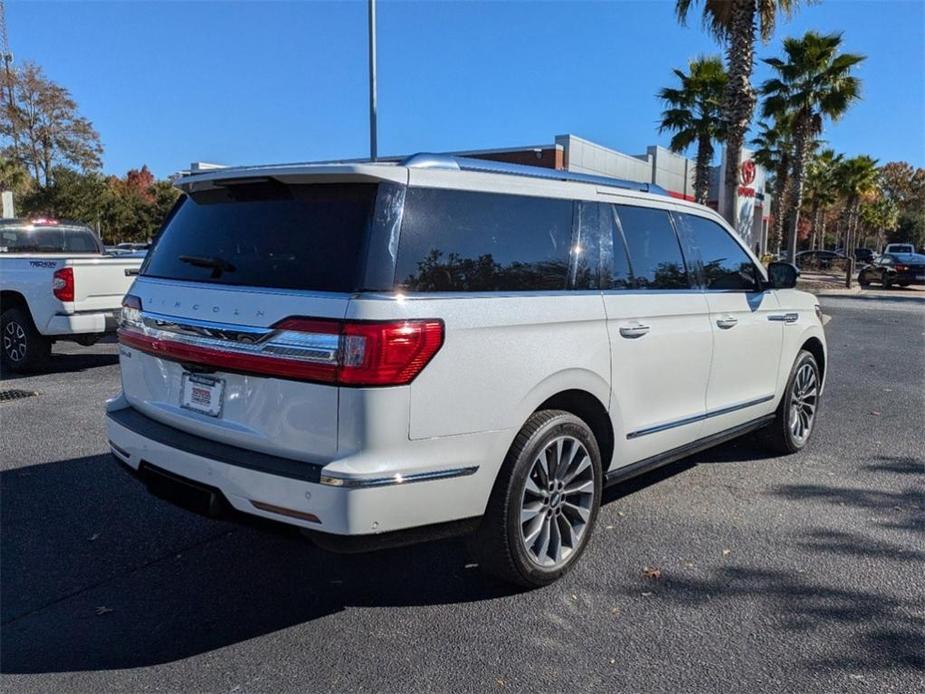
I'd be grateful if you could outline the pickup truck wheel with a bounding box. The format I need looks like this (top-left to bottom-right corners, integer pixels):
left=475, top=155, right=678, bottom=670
left=762, top=350, right=820, bottom=455
left=1, top=307, right=51, bottom=372
left=470, top=410, right=602, bottom=588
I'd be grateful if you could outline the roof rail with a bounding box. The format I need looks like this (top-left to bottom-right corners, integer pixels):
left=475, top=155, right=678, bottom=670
left=400, top=152, right=666, bottom=195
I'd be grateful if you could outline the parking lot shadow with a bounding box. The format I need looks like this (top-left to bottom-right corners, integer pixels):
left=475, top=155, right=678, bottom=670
left=0, top=352, right=119, bottom=381
left=1, top=454, right=519, bottom=673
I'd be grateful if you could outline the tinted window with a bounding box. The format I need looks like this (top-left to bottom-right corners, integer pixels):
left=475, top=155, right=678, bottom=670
left=0, top=226, right=100, bottom=254
left=395, top=188, right=574, bottom=292
left=678, top=213, right=760, bottom=291
left=576, top=202, right=632, bottom=289
left=142, top=182, right=377, bottom=292
left=615, top=205, right=689, bottom=289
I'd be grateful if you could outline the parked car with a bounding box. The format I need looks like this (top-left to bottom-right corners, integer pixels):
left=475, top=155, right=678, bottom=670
left=858, top=253, right=925, bottom=288
left=0, top=218, right=144, bottom=371
left=853, top=247, right=875, bottom=263
left=883, top=243, right=915, bottom=255
left=795, top=250, right=848, bottom=270
left=107, top=155, right=827, bottom=587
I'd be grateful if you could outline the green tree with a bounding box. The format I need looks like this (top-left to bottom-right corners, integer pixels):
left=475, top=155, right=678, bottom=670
left=879, top=161, right=925, bottom=250
left=834, top=155, right=878, bottom=287
left=658, top=56, right=727, bottom=205
left=0, top=61, right=102, bottom=187
left=859, top=197, right=898, bottom=251
left=19, top=165, right=107, bottom=225
left=760, top=31, right=865, bottom=264
left=676, top=0, right=802, bottom=226
left=803, top=148, right=843, bottom=251
left=751, top=116, right=793, bottom=252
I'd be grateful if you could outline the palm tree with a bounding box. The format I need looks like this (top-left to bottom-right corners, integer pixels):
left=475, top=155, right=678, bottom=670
left=752, top=116, right=793, bottom=252
left=803, top=149, right=843, bottom=251
left=676, top=0, right=801, bottom=226
left=835, top=155, right=878, bottom=287
left=657, top=56, right=727, bottom=205
left=760, top=31, right=865, bottom=264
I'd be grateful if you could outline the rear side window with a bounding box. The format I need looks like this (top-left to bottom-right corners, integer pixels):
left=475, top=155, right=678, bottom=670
left=576, top=202, right=632, bottom=289
left=677, top=213, right=760, bottom=291
left=395, top=188, right=574, bottom=292
left=142, top=182, right=377, bottom=292
left=0, top=226, right=100, bottom=254
left=615, top=205, right=690, bottom=289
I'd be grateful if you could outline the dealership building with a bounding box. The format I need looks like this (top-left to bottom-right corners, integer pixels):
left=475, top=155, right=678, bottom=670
left=443, top=134, right=772, bottom=255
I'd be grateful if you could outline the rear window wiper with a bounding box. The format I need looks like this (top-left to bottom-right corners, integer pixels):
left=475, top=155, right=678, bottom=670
left=179, top=255, right=237, bottom=278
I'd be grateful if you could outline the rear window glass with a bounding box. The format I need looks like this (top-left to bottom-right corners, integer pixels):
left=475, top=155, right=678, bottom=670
left=142, top=182, right=377, bottom=292
left=615, top=205, right=690, bottom=289
left=0, top=226, right=100, bottom=254
left=395, top=188, right=574, bottom=292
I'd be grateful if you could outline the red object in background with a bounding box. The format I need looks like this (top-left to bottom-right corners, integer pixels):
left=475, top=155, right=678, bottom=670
left=740, top=160, right=757, bottom=186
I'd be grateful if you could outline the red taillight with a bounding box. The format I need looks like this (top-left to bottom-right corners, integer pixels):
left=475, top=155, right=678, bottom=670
left=273, top=318, right=446, bottom=386
left=118, top=316, right=444, bottom=387
left=52, top=267, right=74, bottom=302
left=895, top=264, right=909, bottom=271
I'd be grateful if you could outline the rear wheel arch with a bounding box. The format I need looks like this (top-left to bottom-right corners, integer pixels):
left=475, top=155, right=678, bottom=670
left=0, top=290, right=29, bottom=315
left=533, top=390, right=614, bottom=474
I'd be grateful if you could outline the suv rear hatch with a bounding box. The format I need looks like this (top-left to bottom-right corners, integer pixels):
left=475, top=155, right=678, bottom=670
left=118, top=179, right=388, bottom=463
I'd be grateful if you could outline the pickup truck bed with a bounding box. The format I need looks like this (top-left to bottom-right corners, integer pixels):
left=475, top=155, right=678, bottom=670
left=1, top=253, right=144, bottom=371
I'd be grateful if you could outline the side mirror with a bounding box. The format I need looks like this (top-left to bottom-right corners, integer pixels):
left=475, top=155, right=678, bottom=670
left=768, top=261, right=800, bottom=289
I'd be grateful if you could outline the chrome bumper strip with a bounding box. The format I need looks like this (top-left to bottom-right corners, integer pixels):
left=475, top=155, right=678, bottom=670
left=320, top=466, right=479, bottom=488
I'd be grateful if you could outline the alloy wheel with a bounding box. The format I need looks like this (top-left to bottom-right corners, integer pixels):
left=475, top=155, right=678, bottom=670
left=519, top=435, right=595, bottom=568
left=3, top=320, right=27, bottom=363
left=789, top=362, right=818, bottom=445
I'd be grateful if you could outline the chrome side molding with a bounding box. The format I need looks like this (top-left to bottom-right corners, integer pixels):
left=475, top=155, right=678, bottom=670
left=768, top=313, right=799, bottom=323
left=626, top=394, right=775, bottom=439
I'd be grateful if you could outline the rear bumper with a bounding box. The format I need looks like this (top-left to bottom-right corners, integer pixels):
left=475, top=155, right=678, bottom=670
left=106, top=401, right=507, bottom=537
left=43, top=309, right=120, bottom=336
left=894, top=273, right=925, bottom=285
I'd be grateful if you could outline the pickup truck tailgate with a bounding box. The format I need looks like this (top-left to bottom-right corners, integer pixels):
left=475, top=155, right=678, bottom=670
left=69, top=257, right=143, bottom=312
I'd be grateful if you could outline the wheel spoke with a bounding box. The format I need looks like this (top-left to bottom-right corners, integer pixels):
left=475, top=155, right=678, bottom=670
left=535, top=517, right=551, bottom=561
left=548, top=516, right=562, bottom=564
left=523, top=512, right=545, bottom=545
left=535, top=454, right=549, bottom=487
left=562, top=454, right=590, bottom=486
left=558, top=514, right=576, bottom=550
left=524, top=475, right=544, bottom=498
left=564, top=478, right=593, bottom=496
left=563, top=501, right=590, bottom=524
left=521, top=501, right=543, bottom=524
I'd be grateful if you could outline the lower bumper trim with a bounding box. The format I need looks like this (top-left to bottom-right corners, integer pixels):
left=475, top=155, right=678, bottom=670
left=107, top=406, right=324, bottom=483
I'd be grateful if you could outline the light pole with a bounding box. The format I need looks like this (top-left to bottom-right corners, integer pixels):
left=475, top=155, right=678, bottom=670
left=368, top=0, right=378, bottom=161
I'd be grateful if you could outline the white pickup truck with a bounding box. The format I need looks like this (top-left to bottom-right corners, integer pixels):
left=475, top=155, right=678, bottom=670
left=1, top=219, right=144, bottom=372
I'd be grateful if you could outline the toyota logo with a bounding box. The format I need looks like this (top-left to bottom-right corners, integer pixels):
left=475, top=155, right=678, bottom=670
left=740, top=159, right=757, bottom=186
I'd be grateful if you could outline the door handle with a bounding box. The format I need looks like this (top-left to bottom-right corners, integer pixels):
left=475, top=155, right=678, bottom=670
left=619, top=323, right=650, bottom=339
left=716, top=316, right=738, bottom=329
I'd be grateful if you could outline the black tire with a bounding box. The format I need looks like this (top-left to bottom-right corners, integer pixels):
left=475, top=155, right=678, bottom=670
left=470, top=410, right=603, bottom=588
left=882, top=273, right=893, bottom=290
left=858, top=272, right=870, bottom=287
left=762, top=350, right=820, bottom=455
left=1, top=307, right=51, bottom=373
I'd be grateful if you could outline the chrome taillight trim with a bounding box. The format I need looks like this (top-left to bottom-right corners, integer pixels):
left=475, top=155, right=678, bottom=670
left=124, top=310, right=340, bottom=365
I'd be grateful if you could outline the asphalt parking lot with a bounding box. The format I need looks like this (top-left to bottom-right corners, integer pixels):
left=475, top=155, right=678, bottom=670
left=1, top=293, right=923, bottom=694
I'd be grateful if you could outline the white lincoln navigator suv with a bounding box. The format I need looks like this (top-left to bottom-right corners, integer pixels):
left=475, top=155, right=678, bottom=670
left=107, top=154, right=826, bottom=587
